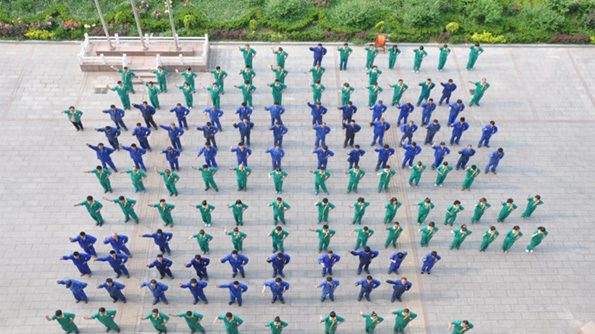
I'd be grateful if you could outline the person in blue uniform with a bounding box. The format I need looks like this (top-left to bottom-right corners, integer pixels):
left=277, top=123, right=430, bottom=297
left=267, top=252, right=291, bottom=278
left=216, top=280, right=248, bottom=306
left=447, top=100, right=465, bottom=126
left=439, top=79, right=457, bottom=105
left=375, top=144, right=395, bottom=171
left=262, top=278, right=290, bottom=304
left=478, top=121, right=498, bottom=148
left=121, top=143, right=147, bottom=171
left=95, top=250, right=130, bottom=278
left=313, top=122, right=331, bottom=148
left=197, top=143, right=218, bottom=168
left=317, top=276, right=339, bottom=302
left=453, top=145, right=475, bottom=170
left=102, top=105, right=128, bottom=130
left=307, top=100, right=328, bottom=126
left=132, top=101, right=157, bottom=129
left=141, top=229, right=173, bottom=254
left=450, top=117, right=469, bottom=145
left=370, top=118, right=390, bottom=146
left=60, top=251, right=92, bottom=277
left=424, top=119, right=441, bottom=145
left=132, top=123, right=152, bottom=151
left=421, top=251, right=441, bottom=274
left=313, top=146, right=334, bottom=169
left=401, top=142, right=421, bottom=168
left=338, top=102, right=357, bottom=126
left=221, top=250, right=249, bottom=278
left=355, top=275, right=381, bottom=301
left=140, top=279, right=169, bottom=305
left=347, top=145, right=365, bottom=169
left=265, top=103, right=285, bottom=126
left=420, top=99, right=436, bottom=126
left=431, top=142, right=450, bottom=169
left=161, top=146, right=180, bottom=171
left=57, top=279, right=88, bottom=303
left=399, top=121, right=418, bottom=146
left=266, top=146, right=285, bottom=169
left=270, top=122, right=288, bottom=148
left=103, top=233, right=131, bottom=256
left=86, top=143, right=117, bottom=171
left=233, top=119, right=254, bottom=147
left=350, top=246, right=379, bottom=275
left=397, top=103, right=414, bottom=126
left=180, top=278, right=208, bottom=304
left=230, top=143, right=252, bottom=166
left=309, top=43, right=327, bottom=66
left=236, top=103, right=252, bottom=121
left=318, top=250, right=340, bottom=276
left=95, top=126, right=121, bottom=150
left=485, top=148, right=505, bottom=174
left=147, top=254, right=174, bottom=279
left=159, top=123, right=184, bottom=151
left=69, top=232, right=97, bottom=257
left=97, top=278, right=126, bottom=303
left=369, top=100, right=387, bottom=122
left=203, top=106, right=224, bottom=132
left=387, top=251, right=407, bottom=275
left=196, top=122, right=219, bottom=149
left=386, top=277, right=412, bottom=303
left=185, top=254, right=210, bottom=280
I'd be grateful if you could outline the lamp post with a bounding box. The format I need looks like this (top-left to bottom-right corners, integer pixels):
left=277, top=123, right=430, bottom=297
left=129, top=0, right=148, bottom=50
left=93, top=0, right=114, bottom=50
left=165, top=0, right=180, bottom=50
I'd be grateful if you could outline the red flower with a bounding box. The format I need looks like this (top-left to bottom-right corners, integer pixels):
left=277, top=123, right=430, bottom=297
left=126, top=22, right=131, bottom=25
left=110, top=20, right=114, bottom=24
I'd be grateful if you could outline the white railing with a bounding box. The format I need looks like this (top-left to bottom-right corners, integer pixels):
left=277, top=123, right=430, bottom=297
left=84, top=33, right=207, bottom=45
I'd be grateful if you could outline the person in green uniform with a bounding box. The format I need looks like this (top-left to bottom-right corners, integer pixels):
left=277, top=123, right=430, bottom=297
left=437, top=44, right=451, bottom=71
left=360, top=311, right=384, bottom=333
left=337, top=43, right=353, bottom=70
left=211, top=66, right=228, bottom=93
left=417, top=197, right=435, bottom=224
left=311, top=80, right=325, bottom=103
left=144, top=81, right=161, bottom=109
left=202, top=82, right=222, bottom=109
left=148, top=199, right=175, bottom=227
left=470, top=197, right=491, bottom=223
left=239, top=65, right=256, bottom=85
left=315, top=198, right=335, bottom=224
left=351, top=226, right=374, bottom=250
left=109, top=81, right=131, bottom=110
left=466, top=43, right=484, bottom=70
left=46, top=310, right=79, bottom=334
left=450, top=224, right=472, bottom=250
left=388, top=79, right=408, bottom=106
left=169, top=311, right=205, bottom=334
left=225, top=227, right=247, bottom=252
left=385, top=221, right=403, bottom=248
left=444, top=200, right=464, bottom=226
left=468, top=78, right=490, bottom=107
left=521, top=195, right=543, bottom=219
left=409, top=161, right=426, bottom=187
left=388, top=45, right=401, bottom=69
left=497, top=198, right=517, bottom=222
left=111, top=66, right=136, bottom=93
left=479, top=225, right=499, bottom=251
left=272, top=46, right=289, bottom=67
left=393, top=308, right=417, bottom=333
left=84, top=166, right=112, bottom=193
left=339, top=82, right=354, bottom=106
left=142, top=309, right=169, bottom=333
left=367, top=82, right=383, bottom=106
left=214, top=312, right=243, bottom=334
left=103, top=196, right=139, bottom=224
left=74, top=195, right=104, bottom=226
left=412, top=46, right=428, bottom=72
left=265, top=316, right=288, bottom=334
left=179, top=67, right=197, bottom=89
left=350, top=197, right=370, bottom=224
left=309, top=64, right=325, bottom=83
left=193, top=200, right=215, bottom=227
left=269, top=168, right=288, bottom=194
left=189, top=229, right=213, bottom=254
left=384, top=197, right=402, bottom=224
left=155, top=168, right=179, bottom=196
left=345, top=165, right=365, bottom=194
left=229, top=163, right=252, bottom=191
left=84, top=307, right=120, bottom=333
left=501, top=225, right=522, bottom=253
left=268, top=79, right=287, bottom=105
left=269, top=197, right=291, bottom=225
left=121, top=166, right=147, bottom=193
left=309, top=167, right=331, bottom=196
left=191, top=165, right=219, bottom=192
left=449, top=320, right=474, bottom=333
left=367, top=65, right=382, bottom=85
left=270, top=65, right=289, bottom=84
left=228, top=200, right=248, bottom=226
left=234, top=81, right=256, bottom=107
left=309, top=225, right=335, bottom=253
left=377, top=165, right=396, bottom=193
left=178, top=82, right=196, bottom=109
left=419, top=221, right=438, bottom=247
left=239, top=44, right=256, bottom=67
left=152, top=66, right=169, bottom=92
left=461, top=165, right=480, bottom=191
left=417, top=78, right=436, bottom=106
left=63, top=106, right=84, bottom=131
left=364, top=44, right=379, bottom=69
left=320, top=312, right=344, bottom=334
left=435, top=161, right=453, bottom=187
left=526, top=226, right=548, bottom=253
left=269, top=226, right=289, bottom=252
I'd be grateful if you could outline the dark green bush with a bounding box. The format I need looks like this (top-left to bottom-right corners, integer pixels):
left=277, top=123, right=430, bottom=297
left=517, top=6, right=564, bottom=32
left=461, top=0, right=503, bottom=24
left=264, top=0, right=310, bottom=22
left=402, top=0, right=440, bottom=27
left=326, top=0, right=378, bottom=29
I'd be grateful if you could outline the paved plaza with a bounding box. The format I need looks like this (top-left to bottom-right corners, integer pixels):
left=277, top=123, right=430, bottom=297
left=0, top=41, right=594, bottom=334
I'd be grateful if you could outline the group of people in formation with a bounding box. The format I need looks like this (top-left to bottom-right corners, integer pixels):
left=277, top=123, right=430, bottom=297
left=51, top=41, right=548, bottom=334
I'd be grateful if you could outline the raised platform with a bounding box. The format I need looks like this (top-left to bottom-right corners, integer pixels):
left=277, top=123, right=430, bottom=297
left=94, top=44, right=196, bottom=57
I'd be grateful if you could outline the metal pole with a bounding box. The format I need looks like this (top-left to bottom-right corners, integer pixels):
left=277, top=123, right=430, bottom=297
left=93, top=0, right=114, bottom=50
left=165, top=0, right=180, bottom=50
left=129, top=0, right=148, bottom=50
